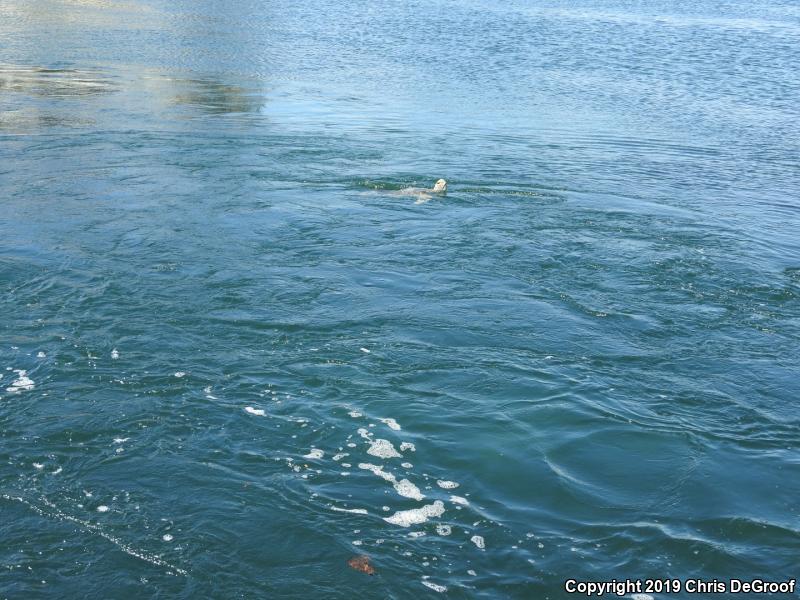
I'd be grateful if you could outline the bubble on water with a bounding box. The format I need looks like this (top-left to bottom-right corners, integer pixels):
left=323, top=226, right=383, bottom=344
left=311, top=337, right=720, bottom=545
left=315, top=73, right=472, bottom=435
left=366, top=439, right=402, bottom=459
left=162, top=534, right=173, bottom=542
left=111, top=349, right=120, bottom=359
left=348, top=411, right=362, bottom=418
left=303, top=449, right=324, bottom=459
left=358, top=463, right=424, bottom=500
left=468, top=569, right=477, bottom=576
left=331, top=506, right=368, bottom=515
left=3, top=494, right=187, bottom=576
left=435, top=524, right=452, bottom=536
left=6, top=370, right=34, bottom=393
left=379, top=418, right=401, bottom=430
left=33, top=463, right=44, bottom=470
left=394, top=479, right=424, bottom=501
left=399, top=442, right=416, bottom=452
left=37, top=351, right=46, bottom=358
left=244, top=407, right=266, bottom=416
left=359, top=463, right=394, bottom=482
left=421, top=580, right=447, bottom=593
left=401, top=462, right=413, bottom=469
left=97, top=505, right=109, bottom=513
left=436, top=480, right=459, bottom=489
left=470, top=535, right=485, bottom=550
left=384, top=501, right=445, bottom=527
left=174, top=372, right=186, bottom=378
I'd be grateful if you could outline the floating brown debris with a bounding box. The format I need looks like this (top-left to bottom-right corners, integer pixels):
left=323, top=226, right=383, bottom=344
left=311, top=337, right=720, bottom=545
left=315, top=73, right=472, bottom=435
left=347, top=555, right=376, bottom=575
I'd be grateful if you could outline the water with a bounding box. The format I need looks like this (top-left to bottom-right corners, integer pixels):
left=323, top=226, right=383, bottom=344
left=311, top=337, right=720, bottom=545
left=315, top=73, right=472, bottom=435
left=1, top=0, right=799, bottom=597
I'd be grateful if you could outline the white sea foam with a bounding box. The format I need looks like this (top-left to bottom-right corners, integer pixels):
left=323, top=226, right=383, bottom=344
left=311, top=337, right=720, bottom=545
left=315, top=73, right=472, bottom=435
left=379, top=418, right=401, bottom=430
left=401, top=462, right=413, bottom=469
left=367, top=439, right=402, bottom=459
left=360, top=347, right=371, bottom=353
left=359, top=463, right=395, bottom=482
left=33, top=463, right=44, bottom=470
left=174, top=372, right=186, bottom=378
left=244, top=407, right=266, bottom=416
left=435, top=524, right=452, bottom=536
left=332, top=453, right=348, bottom=461
left=97, top=505, right=110, bottom=512
left=111, top=349, right=120, bottom=359
left=37, top=351, right=46, bottom=358
left=421, top=581, right=447, bottom=593
left=399, top=442, right=416, bottom=452
left=330, top=506, right=368, bottom=515
left=358, top=463, right=424, bottom=500
left=348, top=411, right=362, bottom=418
left=384, top=501, right=444, bottom=527
left=6, top=370, right=34, bottom=393
left=162, top=534, right=173, bottom=542
left=303, top=449, right=324, bottom=459
left=113, top=438, right=130, bottom=444
left=470, top=535, right=485, bottom=550
left=436, top=480, right=459, bottom=489
left=394, top=479, right=424, bottom=501
left=467, top=569, right=477, bottom=576
left=450, top=495, right=469, bottom=506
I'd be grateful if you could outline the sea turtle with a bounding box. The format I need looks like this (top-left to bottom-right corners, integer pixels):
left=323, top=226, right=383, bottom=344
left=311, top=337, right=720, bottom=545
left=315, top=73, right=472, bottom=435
left=395, top=179, right=447, bottom=203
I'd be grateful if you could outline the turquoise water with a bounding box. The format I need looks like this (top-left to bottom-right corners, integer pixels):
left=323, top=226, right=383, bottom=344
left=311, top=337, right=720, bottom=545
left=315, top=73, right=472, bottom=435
left=1, top=0, right=799, bottom=597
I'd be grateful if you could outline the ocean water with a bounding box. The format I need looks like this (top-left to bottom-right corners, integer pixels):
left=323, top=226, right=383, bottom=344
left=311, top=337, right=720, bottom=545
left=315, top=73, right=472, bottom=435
left=1, top=0, right=799, bottom=598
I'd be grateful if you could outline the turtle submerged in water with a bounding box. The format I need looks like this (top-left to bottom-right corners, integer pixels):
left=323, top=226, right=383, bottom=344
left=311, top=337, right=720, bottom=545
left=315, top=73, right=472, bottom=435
left=396, top=178, right=448, bottom=203
left=347, top=555, right=376, bottom=575
left=398, top=178, right=447, bottom=194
